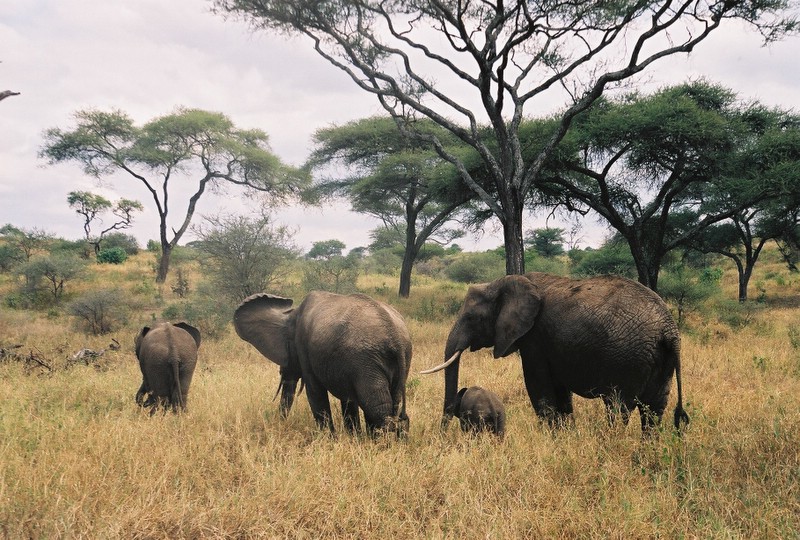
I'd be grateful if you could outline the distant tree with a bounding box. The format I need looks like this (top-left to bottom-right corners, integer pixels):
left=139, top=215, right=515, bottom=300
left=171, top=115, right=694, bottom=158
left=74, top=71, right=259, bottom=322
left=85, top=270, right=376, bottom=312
left=571, top=239, right=636, bottom=279
left=543, top=82, right=796, bottom=291
left=67, top=191, right=143, bottom=254
left=68, top=288, right=128, bottom=335
left=306, top=116, right=481, bottom=297
left=303, top=240, right=359, bottom=293
left=42, top=108, right=306, bottom=282
left=20, top=253, right=86, bottom=304
left=102, top=232, right=139, bottom=255
left=0, top=224, right=49, bottom=262
left=307, top=239, right=347, bottom=260
left=193, top=213, right=298, bottom=301
left=526, top=228, right=565, bottom=258
left=692, top=206, right=800, bottom=301
left=217, top=0, right=798, bottom=275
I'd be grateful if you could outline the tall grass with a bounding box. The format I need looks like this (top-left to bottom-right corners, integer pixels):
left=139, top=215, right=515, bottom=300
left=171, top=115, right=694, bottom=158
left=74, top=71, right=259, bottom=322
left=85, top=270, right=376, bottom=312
left=1, top=253, right=799, bottom=538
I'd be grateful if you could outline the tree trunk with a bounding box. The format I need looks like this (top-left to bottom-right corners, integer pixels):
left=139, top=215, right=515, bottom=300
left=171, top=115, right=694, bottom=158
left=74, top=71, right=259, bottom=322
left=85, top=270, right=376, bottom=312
left=398, top=249, right=415, bottom=298
left=157, top=243, right=172, bottom=283
left=502, top=211, right=525, bottom=275
left=398, top=222, right=420, bottom=298
left=738, top=263, right=754, bottom=303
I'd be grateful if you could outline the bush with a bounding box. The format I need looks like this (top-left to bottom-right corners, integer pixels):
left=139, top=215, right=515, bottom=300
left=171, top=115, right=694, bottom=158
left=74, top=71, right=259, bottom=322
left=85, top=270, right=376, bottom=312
left=97, top=247, right=127, bottom=264
left=161, top=284, right=235, bottom=340
left=68, top=288, right=128, bottom=335
left=102, top=233, right=139, bottom=255
left=571, top=242, right=636, bottom=278
left=302, top=255, right=360, bottom=294
left=444, top=251, right=505, bottom=283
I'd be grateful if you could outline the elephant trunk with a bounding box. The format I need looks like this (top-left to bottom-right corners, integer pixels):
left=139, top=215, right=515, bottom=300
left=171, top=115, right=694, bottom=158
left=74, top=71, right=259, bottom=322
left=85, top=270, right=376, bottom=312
left=276, top=377, right=300, bottom=418
left=442, top=327, right=468, bottom=428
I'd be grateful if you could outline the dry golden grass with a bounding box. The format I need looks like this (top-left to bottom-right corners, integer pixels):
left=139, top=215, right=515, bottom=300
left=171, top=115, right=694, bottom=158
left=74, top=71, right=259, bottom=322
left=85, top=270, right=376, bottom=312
left=1, top=253, right=799, bottom=538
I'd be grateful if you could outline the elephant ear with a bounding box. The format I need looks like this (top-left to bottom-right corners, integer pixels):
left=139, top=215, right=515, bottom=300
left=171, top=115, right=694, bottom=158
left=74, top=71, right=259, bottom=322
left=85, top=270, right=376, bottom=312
left=233, top=293, right=294, bottom=367
left=173, top=322, right=201, bottom=349
left=493, top=275, right=542, bottom=358
left=135, top=326, right=150, bottom=358
left=454, top=387, right=467, bottom=417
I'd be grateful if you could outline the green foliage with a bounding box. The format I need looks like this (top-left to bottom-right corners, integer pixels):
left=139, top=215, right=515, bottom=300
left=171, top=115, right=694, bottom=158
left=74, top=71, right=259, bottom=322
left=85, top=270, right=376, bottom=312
left=96, top=247, right=128, bottom=264
left=68, top=288, right=129, bottom=335
left=192, top=214, right=298, bottom=302
left=658, top=266, right=721, bottom=326
left=526, top=227, right=565, bottom=258
left=302, top=253, right=360, bottom=294
left=444, top=251, right=505, bottom=283
left=102, top=233, right=139, bottom=255
left=19, top=253, right=86, bottom=305
left=307, top=239, right=346, bottom=260
left=362, top=248, right=402, bottom=276
left=161, top=284, right=234, bottom=340
left=571, top=242, right=635, bottom=278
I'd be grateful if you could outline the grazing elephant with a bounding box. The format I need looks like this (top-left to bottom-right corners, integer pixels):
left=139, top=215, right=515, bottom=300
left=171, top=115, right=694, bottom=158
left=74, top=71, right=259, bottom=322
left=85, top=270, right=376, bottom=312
left=422, top=273, right=689, bottom=433
left=233, top=291, right=412, bottom=436
left=134, top=322, right=201, bottom=414
left=454, top=386, right=506, bottom=437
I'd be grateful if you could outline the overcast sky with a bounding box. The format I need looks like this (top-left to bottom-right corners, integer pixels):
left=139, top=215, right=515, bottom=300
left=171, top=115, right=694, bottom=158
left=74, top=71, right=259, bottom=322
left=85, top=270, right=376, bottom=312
left=1, top=1, right=798, bottom=253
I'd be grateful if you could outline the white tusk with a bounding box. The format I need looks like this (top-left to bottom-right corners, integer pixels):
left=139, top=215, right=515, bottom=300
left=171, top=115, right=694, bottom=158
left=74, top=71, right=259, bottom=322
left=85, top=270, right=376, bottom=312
left=420, top=350, right=463, bottom=374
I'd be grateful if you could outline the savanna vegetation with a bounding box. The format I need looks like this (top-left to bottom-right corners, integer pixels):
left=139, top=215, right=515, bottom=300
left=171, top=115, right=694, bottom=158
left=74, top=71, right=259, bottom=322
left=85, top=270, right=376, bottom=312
left=2, top=236, right=799, bottom=538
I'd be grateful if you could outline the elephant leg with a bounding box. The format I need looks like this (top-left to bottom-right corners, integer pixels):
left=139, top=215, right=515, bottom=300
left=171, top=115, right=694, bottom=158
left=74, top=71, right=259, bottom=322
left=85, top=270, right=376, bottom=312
left=521, top=355, right=566, bottom=427
left=637, top=389, right=669, bottom=434
left=135, top=380, right=149, bottom=407
left=603, top=394, right=633, bottom=427
left=341, top=400, right=362, bottom=434
left=305, top=380, right=334, bottom=432
left=358, top=385, right=395, bottom=436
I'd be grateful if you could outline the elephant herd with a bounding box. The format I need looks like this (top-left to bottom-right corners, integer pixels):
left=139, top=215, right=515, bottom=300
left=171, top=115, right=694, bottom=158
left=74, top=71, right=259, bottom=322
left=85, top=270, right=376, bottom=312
left=134, top=272, right=690, bottom=438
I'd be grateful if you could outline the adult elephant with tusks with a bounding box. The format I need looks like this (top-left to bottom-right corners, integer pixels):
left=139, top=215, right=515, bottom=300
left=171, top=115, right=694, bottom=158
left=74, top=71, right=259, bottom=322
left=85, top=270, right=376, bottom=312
left=422, top=272, right=689, bottom=434
left=234, top=291, right=412, bottom=436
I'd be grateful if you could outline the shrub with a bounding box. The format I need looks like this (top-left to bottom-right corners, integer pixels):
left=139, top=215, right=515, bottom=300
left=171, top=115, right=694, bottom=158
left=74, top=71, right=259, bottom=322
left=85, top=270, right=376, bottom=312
left=571, top=242, right=636, bottom=278
left=444, top=252, right=505, bottom=283
left=97, top=247, right=127, bottom=264
left=102, top=233, right=139, bottom=255
left=68, top=288, right=128, bottom=335
left=161, top=284, right=235, bottom=340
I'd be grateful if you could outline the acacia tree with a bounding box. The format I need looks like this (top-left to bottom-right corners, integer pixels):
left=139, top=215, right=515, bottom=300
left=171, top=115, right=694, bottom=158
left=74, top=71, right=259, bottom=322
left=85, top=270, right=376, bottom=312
left=67, top=191, right=143, bottom=255
left=42, top=108, right=304, bottom=282
left=215, top=0, right=796, bottom=275
left=306, top=116, right=479, bottom=297
left=540, top=82, right=794, bottom=291
left=690, top=116, right=800, bottom=301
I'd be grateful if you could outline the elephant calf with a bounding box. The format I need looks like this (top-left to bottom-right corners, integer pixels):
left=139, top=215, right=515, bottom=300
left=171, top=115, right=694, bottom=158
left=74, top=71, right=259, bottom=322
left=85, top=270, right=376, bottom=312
left=134, top=321, right=201, bottom=414
left=454, top=386, right=506, bottom=437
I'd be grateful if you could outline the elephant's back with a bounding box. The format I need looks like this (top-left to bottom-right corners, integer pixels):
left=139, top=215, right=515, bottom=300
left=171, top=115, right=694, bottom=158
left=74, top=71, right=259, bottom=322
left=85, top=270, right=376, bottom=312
left=139, top=323, right=198, bottom=363
left=532, top=274, right=678, bottom=396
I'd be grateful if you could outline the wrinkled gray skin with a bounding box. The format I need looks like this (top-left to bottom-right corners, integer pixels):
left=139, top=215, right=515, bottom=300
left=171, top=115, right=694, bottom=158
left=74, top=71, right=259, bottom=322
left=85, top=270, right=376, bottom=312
left=454, top=386, right=506, bottom=437
left=134, top=322, right=201, bottom=414
left=427, top=273, right=688, bottom=433
left=234, top=291, right=412, bottom=436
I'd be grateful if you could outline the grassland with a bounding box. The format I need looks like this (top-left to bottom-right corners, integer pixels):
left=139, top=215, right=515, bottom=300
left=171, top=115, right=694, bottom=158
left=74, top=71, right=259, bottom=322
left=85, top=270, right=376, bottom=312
left=1, top=252, right=799, bottom=538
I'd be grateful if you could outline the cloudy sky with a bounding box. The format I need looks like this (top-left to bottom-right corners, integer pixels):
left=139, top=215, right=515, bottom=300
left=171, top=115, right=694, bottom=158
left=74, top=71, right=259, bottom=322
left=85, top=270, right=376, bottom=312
left=1, top=1, right=798, bottom=253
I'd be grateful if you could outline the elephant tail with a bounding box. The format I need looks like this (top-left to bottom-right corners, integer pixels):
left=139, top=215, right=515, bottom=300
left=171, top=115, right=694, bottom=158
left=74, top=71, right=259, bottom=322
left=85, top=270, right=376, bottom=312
left=671, top=341, right=690, bottom=431
left=170, top=357, right=184, bottom=412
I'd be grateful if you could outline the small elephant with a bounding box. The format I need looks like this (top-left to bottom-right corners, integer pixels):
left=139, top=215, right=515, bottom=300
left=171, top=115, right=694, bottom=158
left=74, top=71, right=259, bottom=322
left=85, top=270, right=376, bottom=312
left=423, top=272, right=689, bottom=434
left=234, top=291, right=412, bottom=436
left=454, top=386, right=506, bottom=437
left=134, top=322, right=201, bottom=414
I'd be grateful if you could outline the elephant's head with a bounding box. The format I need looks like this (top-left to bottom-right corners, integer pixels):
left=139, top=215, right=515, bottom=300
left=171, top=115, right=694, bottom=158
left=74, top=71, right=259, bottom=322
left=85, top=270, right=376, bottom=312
left=421, top=275, right=541, bottom=424
left=233, top=293, right=301, bottom=416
